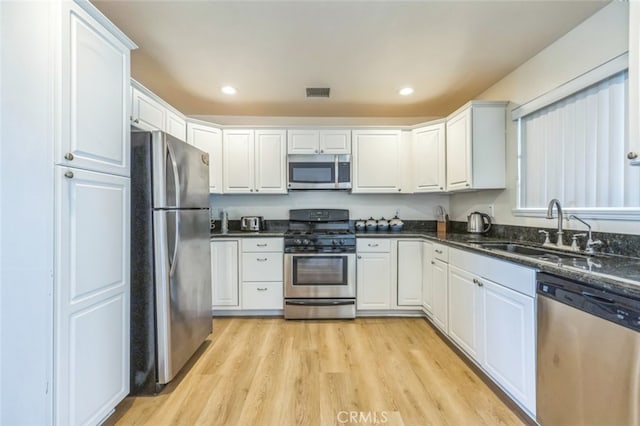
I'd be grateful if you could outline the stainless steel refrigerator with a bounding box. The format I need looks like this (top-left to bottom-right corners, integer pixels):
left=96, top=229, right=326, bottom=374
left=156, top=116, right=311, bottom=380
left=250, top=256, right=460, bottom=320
left=130, top=130, right=212, bottom=394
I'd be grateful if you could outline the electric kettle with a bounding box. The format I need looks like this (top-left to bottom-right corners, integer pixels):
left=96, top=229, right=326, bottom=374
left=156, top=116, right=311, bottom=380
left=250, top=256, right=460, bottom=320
left=467, top=212, right=492, bottom=234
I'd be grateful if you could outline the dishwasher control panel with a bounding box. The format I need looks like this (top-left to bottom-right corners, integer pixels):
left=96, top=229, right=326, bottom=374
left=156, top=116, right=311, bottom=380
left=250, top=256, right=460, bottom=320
left=538, top=275, right=640, bottom=332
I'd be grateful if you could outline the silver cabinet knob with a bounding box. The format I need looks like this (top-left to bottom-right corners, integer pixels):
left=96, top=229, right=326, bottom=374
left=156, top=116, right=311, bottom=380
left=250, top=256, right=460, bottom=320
left=64, top=171, right=74, bottom=179
left=473, top=278, right=484, bottom=287
left=133, top=118, right=140, bottom=124
left=357, top=255, right=362, bottom=259
left=255, top=189, right=259, bottom=192
left=320, top=149, right=324, bottom=153
left=431, top=261, right=435, bottom=265
left=250, top=189, right=254, bottom=192
left=315, top=149, right=319, bottom=153
left=628, top=152, right=638, bottom=160
left=64, top=152, right=74, bottom=161
left=398, top=188, right=401, bottom=192
left=257, top=287, right=268, bottom=291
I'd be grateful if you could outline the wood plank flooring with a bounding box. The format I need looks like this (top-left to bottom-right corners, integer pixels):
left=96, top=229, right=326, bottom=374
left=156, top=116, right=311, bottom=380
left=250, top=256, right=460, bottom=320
left=105, top=318, right=524, bottom=426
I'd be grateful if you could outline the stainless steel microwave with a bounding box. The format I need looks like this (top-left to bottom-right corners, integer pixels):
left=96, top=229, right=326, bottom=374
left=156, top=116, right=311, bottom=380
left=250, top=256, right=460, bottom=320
left=287, top=154, right=352, bottom=190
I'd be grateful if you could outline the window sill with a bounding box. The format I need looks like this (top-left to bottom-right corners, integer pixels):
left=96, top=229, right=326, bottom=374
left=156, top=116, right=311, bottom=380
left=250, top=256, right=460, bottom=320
left=512, top=208, right=640, bottom=221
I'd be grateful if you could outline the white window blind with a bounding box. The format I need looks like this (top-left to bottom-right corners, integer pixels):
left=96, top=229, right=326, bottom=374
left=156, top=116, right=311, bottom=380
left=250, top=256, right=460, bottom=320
left=518, top=70, right=640, bottom=218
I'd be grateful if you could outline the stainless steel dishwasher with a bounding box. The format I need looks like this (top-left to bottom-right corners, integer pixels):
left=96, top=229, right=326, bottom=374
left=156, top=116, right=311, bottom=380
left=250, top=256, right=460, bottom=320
left=537, top=272, right=640, bottom=425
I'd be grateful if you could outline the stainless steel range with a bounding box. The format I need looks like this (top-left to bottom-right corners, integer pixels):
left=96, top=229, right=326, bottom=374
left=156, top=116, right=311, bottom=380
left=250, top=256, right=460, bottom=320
left=284, top=209, right=356, bottom=319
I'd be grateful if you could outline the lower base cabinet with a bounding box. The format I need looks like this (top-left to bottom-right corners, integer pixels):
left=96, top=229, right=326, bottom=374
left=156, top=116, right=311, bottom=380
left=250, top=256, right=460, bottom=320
left=430, top=258, right=449, bottom=333
left=447, top=247, right=536, bottom=416
left=242, top=282, right=283, bottom=309
left=356, top=239, right=393, bottom=310
left=211, top=240, right=239, bottom=308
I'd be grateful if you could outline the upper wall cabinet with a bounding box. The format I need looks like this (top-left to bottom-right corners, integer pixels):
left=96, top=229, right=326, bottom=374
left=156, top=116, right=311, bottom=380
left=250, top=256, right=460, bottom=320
left=58, top=2, right=131, bottom=177
left=352, top=129, right=406, bottom=193
left=287, top=129, right=351, bottom=154
left=412, top=121, right=446, bottom=193
left=223, top=129, right=287, bottom=194
left=446, top=101, right=507, bottom=191
left=131, top=80, right=186, bottom=142
left=187, top=121, right=223, bottom=194
left=629, top=2, right=640, bottom=166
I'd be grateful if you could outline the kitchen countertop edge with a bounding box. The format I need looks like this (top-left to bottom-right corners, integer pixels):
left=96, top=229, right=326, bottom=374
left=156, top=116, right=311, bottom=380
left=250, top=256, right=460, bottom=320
left=357, top=231, right=640, bottom=298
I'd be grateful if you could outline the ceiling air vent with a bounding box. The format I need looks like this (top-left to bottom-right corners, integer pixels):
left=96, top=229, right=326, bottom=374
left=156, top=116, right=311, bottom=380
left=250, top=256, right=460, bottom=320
left=306, top=87, right=330, bottom=98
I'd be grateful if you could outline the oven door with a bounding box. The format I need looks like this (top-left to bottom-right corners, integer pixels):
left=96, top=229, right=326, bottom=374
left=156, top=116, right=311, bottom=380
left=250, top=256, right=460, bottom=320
left=284, top=253, right=355, bottom=298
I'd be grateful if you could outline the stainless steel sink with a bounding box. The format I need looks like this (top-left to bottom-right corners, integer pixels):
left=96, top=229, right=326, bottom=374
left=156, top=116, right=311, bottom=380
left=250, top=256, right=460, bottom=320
left=477, top=243, right=585, bottom=261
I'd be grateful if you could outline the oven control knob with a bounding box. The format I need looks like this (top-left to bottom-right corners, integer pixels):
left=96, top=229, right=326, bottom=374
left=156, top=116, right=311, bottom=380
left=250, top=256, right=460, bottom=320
left=302, top=239, right=310, bottom=245
left=332, top=239, right=338, bottom=246
left=295, top=239, right=302, bottom=245
left=339, top=240, right=345, bottom=245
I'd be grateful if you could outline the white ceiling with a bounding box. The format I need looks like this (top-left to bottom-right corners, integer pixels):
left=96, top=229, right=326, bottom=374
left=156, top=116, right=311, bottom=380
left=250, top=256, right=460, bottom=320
left=92, top=0, right=609, bottom=119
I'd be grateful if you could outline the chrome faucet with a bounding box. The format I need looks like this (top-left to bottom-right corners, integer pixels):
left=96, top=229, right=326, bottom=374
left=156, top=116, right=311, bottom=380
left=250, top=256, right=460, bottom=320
left=546, top=199, right=565, bottom=247
left=569, top=215, right=603, bottom=255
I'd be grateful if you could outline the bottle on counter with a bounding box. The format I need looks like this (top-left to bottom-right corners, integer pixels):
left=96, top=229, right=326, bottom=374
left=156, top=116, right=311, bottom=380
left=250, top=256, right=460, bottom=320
left=220, top=210, right=229, bottom=234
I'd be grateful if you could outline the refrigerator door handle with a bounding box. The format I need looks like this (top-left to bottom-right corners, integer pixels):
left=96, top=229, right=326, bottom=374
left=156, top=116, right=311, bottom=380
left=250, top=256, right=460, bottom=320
left=167, top=141, right=181, bottom=208
left=169, top=212, right=180, bottom=277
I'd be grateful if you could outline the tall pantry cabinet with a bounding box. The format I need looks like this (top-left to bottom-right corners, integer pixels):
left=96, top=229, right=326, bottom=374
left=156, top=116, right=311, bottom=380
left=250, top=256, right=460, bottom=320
left=1, top=2, right=136, bottom=425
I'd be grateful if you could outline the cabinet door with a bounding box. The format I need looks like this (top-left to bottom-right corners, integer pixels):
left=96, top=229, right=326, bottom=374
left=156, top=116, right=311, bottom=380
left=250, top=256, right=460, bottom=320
left=352, top=130, right=402, bottom=193
left=630, top=2, right=640, bottom=166
left=187, top=123, right=223, bottom=194
left=59, top=2, right=130, bottom=176
left=413, top=123, right=445, bottom=192
left=165, top=110, right=186, bottom=142
left=448, top=265, right=483, bottom=362
left=356, top=252, right=392, bottom=310
left=287, top=129, right=319, bottom=154
left=446, top=108, right=472, bottom=190
left=223, top=129, right=254, bottom=193
left=211, top=241, right=239, bottom=307
left=397, top=241, right=423, bottom=306
left=55, top=167, right=130, bottom=426
left=131, top=87, right=165, bottom=132
left=320, top=129, right=351, bottom=154
left=421, top=242, right=433, bottom=314
left=255, top=129, right=287, bottom=193
left=483, top=279, right=535, bottom=414
left=431, top=258, right=449, bottom=333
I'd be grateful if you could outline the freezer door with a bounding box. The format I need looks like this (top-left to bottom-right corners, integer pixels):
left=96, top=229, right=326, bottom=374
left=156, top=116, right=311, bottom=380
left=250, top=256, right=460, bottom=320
left=153, top=209, right=212, bottom=385
left=152, top=131, right=210, bottom=209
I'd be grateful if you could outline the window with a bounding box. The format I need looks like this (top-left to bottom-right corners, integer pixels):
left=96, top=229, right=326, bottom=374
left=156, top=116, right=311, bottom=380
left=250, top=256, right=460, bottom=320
left=514, top=57, right=640, bottom=220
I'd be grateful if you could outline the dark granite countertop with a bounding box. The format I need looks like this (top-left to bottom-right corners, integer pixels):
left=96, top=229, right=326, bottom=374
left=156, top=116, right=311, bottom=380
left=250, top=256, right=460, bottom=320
left=210, top=230, right=285, bottom=238
left=357, top=230, right=640, bottom=299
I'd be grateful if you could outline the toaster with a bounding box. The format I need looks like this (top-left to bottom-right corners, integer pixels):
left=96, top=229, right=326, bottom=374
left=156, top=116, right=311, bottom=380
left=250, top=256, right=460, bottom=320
left=240, top=216, right=265, bottom=231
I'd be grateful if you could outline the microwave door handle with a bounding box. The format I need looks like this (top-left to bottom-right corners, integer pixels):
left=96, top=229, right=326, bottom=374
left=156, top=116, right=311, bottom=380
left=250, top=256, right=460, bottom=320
left=334, top=155, right=339, bottom=188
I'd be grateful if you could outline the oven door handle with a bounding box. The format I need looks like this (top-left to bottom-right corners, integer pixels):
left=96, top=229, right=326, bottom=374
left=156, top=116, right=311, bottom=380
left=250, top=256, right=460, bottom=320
left=285, top=300, right=355, bottom=307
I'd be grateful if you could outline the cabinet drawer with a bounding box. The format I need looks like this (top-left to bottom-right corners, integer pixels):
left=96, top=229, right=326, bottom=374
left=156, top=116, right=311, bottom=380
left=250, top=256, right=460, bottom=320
left=242, top=282, right=283, bottom=310
left=357, top=239, right=391, bottom=253
left=432, top=244, right=449, bottom=262
left=242, top=238, right=283, bottom=252
left=242, top=253, right=283, bottom=281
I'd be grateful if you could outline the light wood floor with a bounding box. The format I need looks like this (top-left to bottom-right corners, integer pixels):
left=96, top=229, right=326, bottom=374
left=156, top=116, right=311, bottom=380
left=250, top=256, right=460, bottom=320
left=106, top=318, right=525, bottom=426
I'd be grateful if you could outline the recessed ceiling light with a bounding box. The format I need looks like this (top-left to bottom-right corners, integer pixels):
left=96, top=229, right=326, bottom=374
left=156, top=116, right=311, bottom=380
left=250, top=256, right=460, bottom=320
left=399, top=87, right=414, bottom=96
left=221, top=86, right=237, bottom=95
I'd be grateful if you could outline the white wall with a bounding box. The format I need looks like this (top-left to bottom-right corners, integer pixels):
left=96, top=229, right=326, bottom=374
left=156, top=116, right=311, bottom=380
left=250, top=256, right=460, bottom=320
left=210, top=192, right=450, bottom=222
left=449, top=2, right=633, bottom=235
left=1, top=2, right=54, bottom=424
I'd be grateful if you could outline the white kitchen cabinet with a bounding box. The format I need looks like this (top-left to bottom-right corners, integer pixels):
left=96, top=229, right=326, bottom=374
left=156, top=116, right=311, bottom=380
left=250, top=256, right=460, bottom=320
left=445, top=101, right=507, bottom=191
left=352, top=130, right=405, bottom=193
left=629, top=2, right=640, bottom=166
left=223, top=129, right=287, bottom=194
left=55, top=167, right=130, bottom=425
left=447, top=265, right=484, bottom=362
left=421, top=241, right=433, bottom=315
left=58, top=1, right=131, bottom=177
left=356, top=239, right=393, bottom=310
left=211, top=240, right=239, bottom=308
left=483, top=279, right=535, bottom=414
left=131, top=80, right=187, bottom=142
left=287, top=129, right=351, bottom=154
left=3, top=2, right=134, bottom=424
left=431, top=257, right=449, bottom=333
left=165, top=109, right=186, bottom=141
left=448, top=247, right=536, bottom=416
left=241, top=238, right=283, bottom=310
left=397, top=240, right=423, bottom=306
left=131, top=86, right=165, bottom=131
left=255, top=130, right=287, bottom=193
left=187, top=122, right=223, bottom=194
left=412, top=121, right=446, bottom=192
